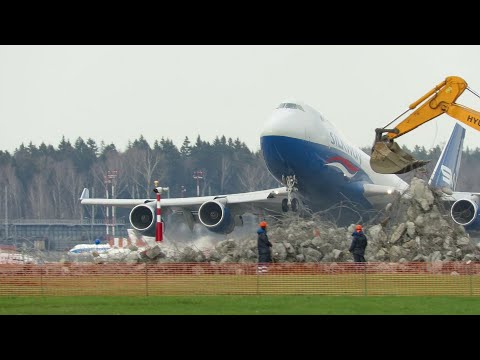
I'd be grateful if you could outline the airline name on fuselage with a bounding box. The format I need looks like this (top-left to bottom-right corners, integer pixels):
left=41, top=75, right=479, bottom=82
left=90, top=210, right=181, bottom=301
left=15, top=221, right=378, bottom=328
left=329, top=132, right=362, bottom=165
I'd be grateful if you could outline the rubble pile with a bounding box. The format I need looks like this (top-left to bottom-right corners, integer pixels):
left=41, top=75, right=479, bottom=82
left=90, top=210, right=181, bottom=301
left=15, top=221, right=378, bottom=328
left=76, top=177, right=480, bottom=264
left=366, top=177, right=480, bottom=262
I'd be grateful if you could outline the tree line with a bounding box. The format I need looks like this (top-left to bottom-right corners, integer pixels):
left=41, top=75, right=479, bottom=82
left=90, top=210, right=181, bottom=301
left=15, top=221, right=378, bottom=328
left=1, top=136, right=480, bottom=221
left=0, top=135, right=277, bottom=221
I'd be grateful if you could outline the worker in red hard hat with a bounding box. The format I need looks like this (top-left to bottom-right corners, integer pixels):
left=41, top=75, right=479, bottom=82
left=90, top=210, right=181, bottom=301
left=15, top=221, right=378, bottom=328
left=349, top=224, right=368, bottom=262
left=257, top=220, right=272, bottom=273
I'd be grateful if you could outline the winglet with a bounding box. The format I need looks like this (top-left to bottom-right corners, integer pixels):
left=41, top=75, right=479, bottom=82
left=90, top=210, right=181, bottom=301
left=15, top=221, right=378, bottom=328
left=80, top=188, right=89, bottom=200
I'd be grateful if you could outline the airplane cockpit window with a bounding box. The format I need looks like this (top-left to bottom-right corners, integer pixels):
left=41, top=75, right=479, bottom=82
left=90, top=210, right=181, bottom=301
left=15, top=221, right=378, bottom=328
left=276, top=103, right=305, bottom=111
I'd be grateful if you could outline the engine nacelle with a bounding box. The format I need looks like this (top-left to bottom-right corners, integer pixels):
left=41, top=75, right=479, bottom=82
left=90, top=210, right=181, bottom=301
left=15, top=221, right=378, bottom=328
left=129, top=202, right=156, bottom=237
left=451, top=195, right=480, bottom=231
left=198, top=200, right=235, bottom=234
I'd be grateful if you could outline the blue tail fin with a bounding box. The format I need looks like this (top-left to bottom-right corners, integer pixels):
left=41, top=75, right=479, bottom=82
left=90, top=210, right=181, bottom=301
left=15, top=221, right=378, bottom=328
left=428, top=123, right=465, bottom=192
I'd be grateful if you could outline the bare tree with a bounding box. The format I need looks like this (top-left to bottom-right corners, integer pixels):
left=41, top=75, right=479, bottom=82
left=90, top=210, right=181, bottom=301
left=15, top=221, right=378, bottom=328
left=28, top=172, right=48, bottom=218
left=102, top=151, right=130, bottom=197
left=50, top=160, right=78, bottom=218
left=0, top=164, right=22, bottom=219
left=90, top=156, right=130, bottom=221
left=219, top=154, right=234, bottom=193
left=238, top=163, right=266, bottom=192
left=26, top=156, right=57, bottom=218
left=124, top=148, right=163, bottom=198
left=238, top=158, right=279, bottom=192
left=61, top=164, right=85, bottom=218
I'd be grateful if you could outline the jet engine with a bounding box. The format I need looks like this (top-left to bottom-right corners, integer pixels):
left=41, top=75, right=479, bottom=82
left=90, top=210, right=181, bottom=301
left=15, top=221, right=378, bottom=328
left=450, top=195, right=480, bottom=230
left=281, top=197, right=301, bottom=212
left=198, top=200, right=235, bottom=234
left=129, top=202, right=156, bottom=237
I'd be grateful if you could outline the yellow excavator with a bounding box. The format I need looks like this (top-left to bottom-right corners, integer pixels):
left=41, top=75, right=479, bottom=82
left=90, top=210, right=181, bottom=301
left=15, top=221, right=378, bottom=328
left=370, top=75, right=480, bottom=174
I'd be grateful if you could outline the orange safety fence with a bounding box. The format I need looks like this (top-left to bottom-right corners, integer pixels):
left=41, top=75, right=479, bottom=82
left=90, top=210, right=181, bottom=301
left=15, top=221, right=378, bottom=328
left=0, top=262, right=479, bottom=296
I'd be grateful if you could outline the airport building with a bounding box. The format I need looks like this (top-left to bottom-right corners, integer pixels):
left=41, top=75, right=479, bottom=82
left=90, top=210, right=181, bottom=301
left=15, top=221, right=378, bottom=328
left=0, top=218, right=128, bottom=251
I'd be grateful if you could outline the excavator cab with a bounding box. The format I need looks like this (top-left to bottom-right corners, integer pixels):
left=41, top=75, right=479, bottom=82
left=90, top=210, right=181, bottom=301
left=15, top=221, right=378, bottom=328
left=370, top=129, right=430, bottom=174
left=369, top=76, right=479, bottom=175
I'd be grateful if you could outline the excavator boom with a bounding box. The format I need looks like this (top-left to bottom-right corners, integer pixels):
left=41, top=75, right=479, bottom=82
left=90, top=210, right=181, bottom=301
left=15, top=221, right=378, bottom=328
left=370, top=76, right=478, bottom=174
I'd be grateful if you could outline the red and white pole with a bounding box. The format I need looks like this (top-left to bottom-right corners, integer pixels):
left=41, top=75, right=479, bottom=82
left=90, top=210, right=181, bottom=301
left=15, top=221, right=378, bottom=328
left=155, top=188, right=162, bottom=242
left=154, top=183, right=169, bottom=242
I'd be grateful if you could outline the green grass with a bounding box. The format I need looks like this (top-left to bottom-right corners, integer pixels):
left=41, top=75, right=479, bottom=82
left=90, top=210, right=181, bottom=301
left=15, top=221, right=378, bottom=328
left=1, top=295, right=480, bottom=314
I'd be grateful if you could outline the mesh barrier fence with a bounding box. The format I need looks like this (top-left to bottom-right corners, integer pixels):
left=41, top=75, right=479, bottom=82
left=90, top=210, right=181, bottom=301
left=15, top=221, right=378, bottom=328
left=1, top=262, right=479, bottom=296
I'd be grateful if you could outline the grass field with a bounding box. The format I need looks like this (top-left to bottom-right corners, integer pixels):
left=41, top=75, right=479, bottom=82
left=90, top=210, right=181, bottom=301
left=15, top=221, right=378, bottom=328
left=1, top=295, right=480, bottom=314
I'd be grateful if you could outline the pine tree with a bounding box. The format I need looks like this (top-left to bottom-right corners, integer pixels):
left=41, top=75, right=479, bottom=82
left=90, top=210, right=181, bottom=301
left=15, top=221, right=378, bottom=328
left=180, top=136, right=192, bottom=157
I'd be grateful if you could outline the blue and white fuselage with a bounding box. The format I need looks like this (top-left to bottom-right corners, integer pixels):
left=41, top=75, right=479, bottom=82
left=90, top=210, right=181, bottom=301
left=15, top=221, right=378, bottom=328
left=260, top=101, right=409, bottom=222
left=68, top=244, right=111, bottom=255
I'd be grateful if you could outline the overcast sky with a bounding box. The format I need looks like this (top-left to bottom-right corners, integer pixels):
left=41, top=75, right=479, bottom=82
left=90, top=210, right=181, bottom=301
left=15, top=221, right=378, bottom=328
left=1, top=45, right=480, bottom=154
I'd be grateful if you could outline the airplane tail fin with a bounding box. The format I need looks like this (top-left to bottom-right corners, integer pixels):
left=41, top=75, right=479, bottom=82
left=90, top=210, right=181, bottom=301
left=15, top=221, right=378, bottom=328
left=428, top=123, right=465, bottom=192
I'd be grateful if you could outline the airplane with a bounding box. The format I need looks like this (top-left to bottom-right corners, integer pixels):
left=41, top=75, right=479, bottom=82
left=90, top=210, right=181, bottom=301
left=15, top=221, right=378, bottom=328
left=68, top=243, right=112, bottom=255
left=80, top=100, right=478, bottom=238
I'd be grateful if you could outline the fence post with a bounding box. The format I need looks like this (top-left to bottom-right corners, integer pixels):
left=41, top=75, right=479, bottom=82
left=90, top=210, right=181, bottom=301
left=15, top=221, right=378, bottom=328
left=256, top=265, right=259, bottom=295
left=40, top=264, right=44, bottom=297
left=469, top=261, right=473, bottom=296
left=145, top=263, right=149, bottom=297
left=364, top=263, right=367, bottom=296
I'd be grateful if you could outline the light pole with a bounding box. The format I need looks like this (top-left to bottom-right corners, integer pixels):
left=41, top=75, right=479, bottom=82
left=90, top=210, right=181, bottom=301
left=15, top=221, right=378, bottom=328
left=103, top=175, right=110, bottom=237
left=4, top=185, right=8, bottom=240
left=104, top=170, right=118, bottom=238
left=107, top=170, right=118, bottom=236
left=193, top=170, right=204, bottom=197
left=90, top=187, right=95, bottom=242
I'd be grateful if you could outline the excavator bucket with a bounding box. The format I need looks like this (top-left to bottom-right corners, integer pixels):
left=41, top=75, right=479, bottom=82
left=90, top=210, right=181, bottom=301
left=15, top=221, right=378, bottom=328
left=370, top=141, right=430, bottom=174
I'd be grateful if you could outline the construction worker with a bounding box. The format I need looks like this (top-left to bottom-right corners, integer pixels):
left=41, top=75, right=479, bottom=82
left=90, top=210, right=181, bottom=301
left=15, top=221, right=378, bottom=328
left=349, top=224, right=367, bottom=262
left=257, top=221, right=272, bottom=273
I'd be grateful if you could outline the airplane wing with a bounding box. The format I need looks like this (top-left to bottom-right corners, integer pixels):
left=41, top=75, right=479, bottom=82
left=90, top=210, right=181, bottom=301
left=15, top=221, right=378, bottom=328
left=80, top=188, right=149, bottom=207
left=80, top=186, right=289, bottom=234
left=362, top=183, right=401, bottom=208
left=362, top=183, right=401, bottom=197
left=80, top=187, right=288, bottom=208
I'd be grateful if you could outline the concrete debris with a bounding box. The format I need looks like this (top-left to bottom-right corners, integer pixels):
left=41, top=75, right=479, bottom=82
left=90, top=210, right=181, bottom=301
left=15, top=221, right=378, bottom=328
left=143, top=245, right=164, bottom=259
left=0, top=251, right=39, bottom=264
